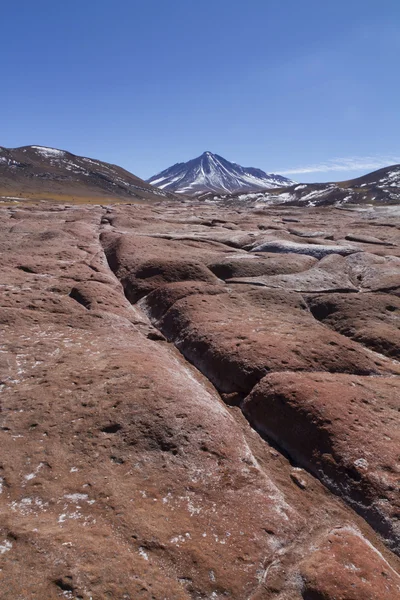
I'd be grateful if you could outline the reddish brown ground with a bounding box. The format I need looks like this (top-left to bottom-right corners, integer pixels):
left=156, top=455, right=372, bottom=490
left=0, top=200, right=399, bottom=599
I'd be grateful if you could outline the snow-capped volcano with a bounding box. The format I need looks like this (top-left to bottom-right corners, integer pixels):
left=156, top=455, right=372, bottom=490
left=147, top=151, right=294, bottom=196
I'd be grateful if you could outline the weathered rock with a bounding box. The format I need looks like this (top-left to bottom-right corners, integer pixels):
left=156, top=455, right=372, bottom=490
left=345, top=232, right=396, bottom=246
left=345, top=252, right=400, bottom=293
left=249, top=239, right=358, bottom=258
left=289, top=227, right=332, bottom=238
left=101, top=231, right=223, bottom=302
left=1, top=201, right=399, bottom=599
left=307, top=292, right=400, bottom=358
left=227, top=254, right=358, bottom=292
left=242, top=371, right=400, bottom=553
left=144, top=284, right=396, bottom=396
left=208, top=252, right=317, bottom=280
left=298, top=527, right=400, bottom=600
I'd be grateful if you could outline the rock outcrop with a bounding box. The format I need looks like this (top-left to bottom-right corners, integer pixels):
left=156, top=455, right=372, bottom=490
left=0, top=200, right=399, bottom=599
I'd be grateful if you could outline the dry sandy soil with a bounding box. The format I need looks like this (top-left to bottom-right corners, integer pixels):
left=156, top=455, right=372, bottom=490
left=0, top=199, right=399, bottom=599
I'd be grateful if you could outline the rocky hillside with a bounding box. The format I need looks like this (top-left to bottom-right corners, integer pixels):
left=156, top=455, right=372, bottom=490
left=0, top=145, right=177, bottom=203
left=147, top=151, right=294, bottom=195
left=1, top=198, right=399, bottom=599
left=213, top=164, right=400, bottom=207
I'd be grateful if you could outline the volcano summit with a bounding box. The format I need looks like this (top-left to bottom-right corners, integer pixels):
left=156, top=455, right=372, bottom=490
left=147, top=151, right=294, bottom=196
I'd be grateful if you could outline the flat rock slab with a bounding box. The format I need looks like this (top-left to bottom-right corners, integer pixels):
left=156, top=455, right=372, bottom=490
left=249, top=238, right=358, bottom=258
left=345, top=232, right=396, bottom=246
left=208, top=252, right=317, bottom=279
left=227, top=256, right=358, bottom=292
left=288, top=227, right=332, bottom=238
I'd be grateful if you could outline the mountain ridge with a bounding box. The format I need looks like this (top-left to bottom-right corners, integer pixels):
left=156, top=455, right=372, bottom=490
left=0, top=145, right=177, bottom=203
left=203, top=163, right=400, bottom=207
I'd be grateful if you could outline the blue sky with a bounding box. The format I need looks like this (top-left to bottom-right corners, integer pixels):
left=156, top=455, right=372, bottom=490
left=1, top=0, right=400, bottom=182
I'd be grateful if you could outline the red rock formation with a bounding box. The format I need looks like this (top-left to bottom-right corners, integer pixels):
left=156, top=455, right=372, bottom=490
left=0, top=201, right=399, bottom=599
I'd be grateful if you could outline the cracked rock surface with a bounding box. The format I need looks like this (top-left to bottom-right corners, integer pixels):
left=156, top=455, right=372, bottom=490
left=0, top=201, right=399, bottom=599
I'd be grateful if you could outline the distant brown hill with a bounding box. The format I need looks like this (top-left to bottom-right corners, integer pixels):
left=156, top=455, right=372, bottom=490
left=0, top=145, right=178, bottom=203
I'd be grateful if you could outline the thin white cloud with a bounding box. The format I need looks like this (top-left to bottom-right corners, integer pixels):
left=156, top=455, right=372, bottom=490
left=277, top=155, right=400, bottom=175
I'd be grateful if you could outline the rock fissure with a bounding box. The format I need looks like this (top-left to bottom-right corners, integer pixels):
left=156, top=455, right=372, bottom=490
left=99, top=214, right=400, bottom=559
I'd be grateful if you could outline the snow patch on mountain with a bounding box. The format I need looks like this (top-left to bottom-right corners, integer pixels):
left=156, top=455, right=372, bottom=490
left=31, top=146, right=66, bottom=158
